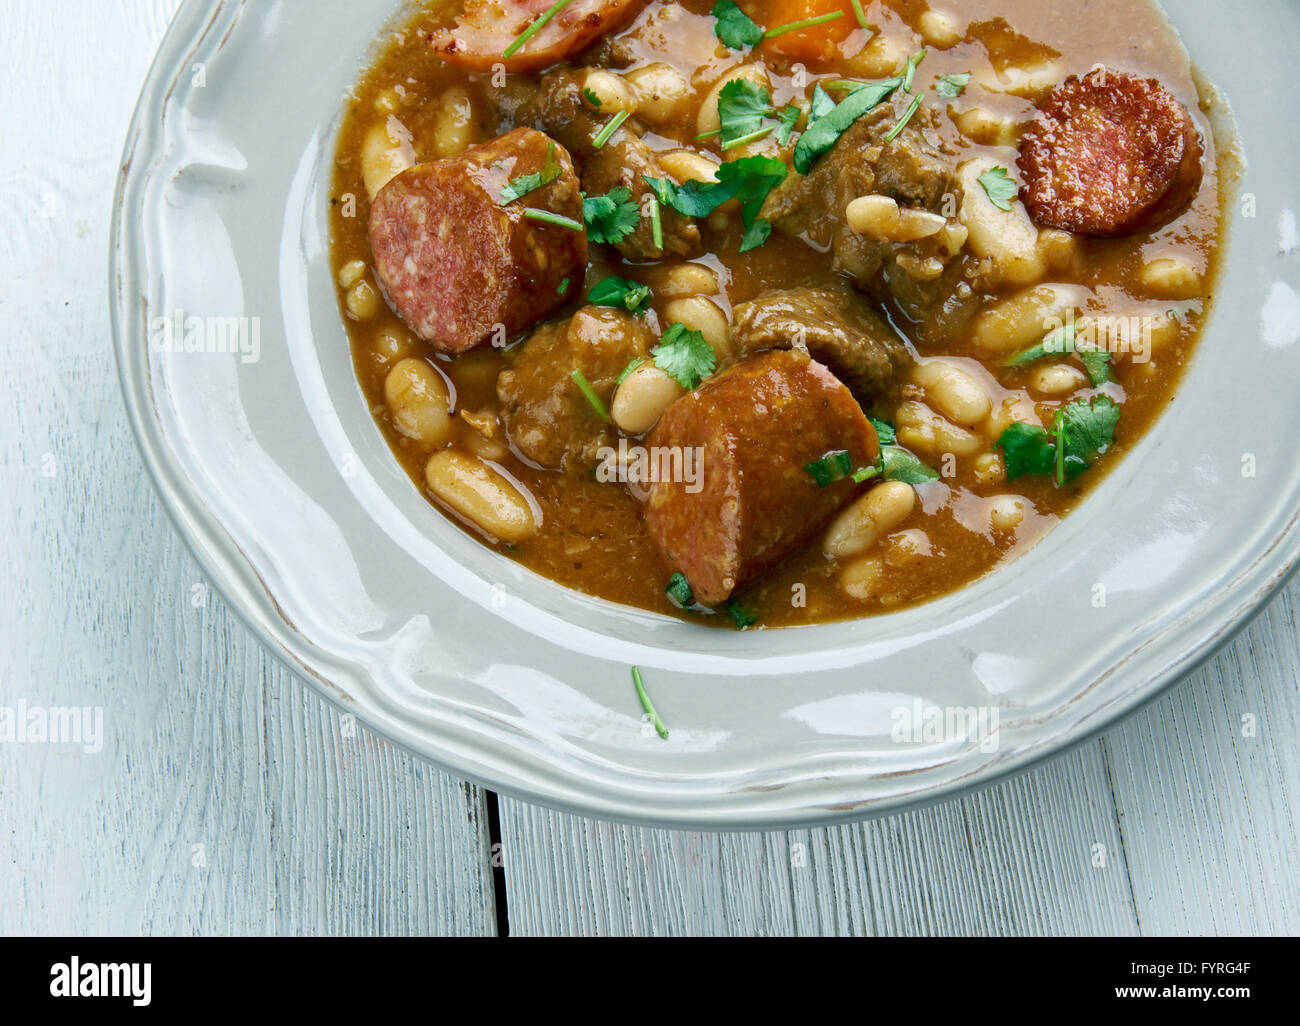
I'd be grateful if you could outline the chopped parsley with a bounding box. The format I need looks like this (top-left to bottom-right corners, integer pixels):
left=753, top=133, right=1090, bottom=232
left=582, top=187, right=641, bottom=244
left=653, top=323, right=717, bottom=390
left=588, top=275, right=652, bottom=315
left=592, top=109, right=630, bottom=149
left=997, top=396, right=1121, bottom=486
left=522, top=208, right=584, bottom=231
left=665, top=572, right=695, bottom=608
left=499, top=141, right=561, bottom=204
left=793, top=76, right=902, bottom=174
left=582, top=87, right=602, bottom=108
left=978, top=166, right=1019, bottom=212
left=631, top=666, right=669, bottom=740
left=870, top=417, right=897, bottom=445
left=569, top=368, right=610, bottom=422
left=645, top=154, right=788, bottom=253
left=935, top=72, right=971, bottom=98
left=711, top=0, right=765, bottom=50
left=502, top=0, right=573, bottom=60
left=805, top=449, right=854, bottom=487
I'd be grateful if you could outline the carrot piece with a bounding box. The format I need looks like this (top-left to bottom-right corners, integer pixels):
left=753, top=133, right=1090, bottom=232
left=759, top=0, right=859, bottom=64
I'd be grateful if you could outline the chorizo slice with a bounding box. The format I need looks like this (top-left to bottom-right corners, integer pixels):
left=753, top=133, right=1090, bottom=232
left=641, top=350, right=879, bottom=607
left=428, top=0, right=642, bottom=74
left=368, top=128, right=587, bottom=355
left=1017, top=67, right=1204, bottom=238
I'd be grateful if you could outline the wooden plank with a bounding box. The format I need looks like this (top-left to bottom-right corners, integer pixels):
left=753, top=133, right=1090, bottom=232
left=0, top=0, right=498, bottom=937
left=499, top=744, right=1138, bottom=936
left=1101, top=578, right=1300, bottom=935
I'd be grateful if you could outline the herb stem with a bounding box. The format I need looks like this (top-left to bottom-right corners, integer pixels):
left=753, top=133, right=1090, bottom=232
left=849, top=0, right=870, bottom=30
left=883, top=94, right=923, bottom=142
left=765, top=11, right=844, bottom=38
left=502, top=0, right=574, bottom=59
left=570, top=368, right=610, bottom=422
left=649, top=196, right=663, bottom=251
left=523, top=208, right=584, bottom=231
left=632, top=666, right=669, bottom=740
left=592, top=110, right=630, bottom=149
left=722, top=125, right=775, bottom=150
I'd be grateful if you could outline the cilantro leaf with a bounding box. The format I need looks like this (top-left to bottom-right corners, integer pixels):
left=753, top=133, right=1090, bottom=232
left=997, top=422, right=1056, bottom=481
left=805, top=450, right=853, bottom=487
left=582, top=87, right=602, bottom=108
left=666, top=572, right=694, bottom=608
left=902, top=48, right=928, bottom=93
left=653, top=323, right=717, bottom=390
left=978, top=166, right=1019, bottom=212
left=616, top=357, right=644, bottom=385
left=869, top=417, right=897, bottom=446
left=725, top=600, right=759, bottom=629
left=793, top=77, right=902, bottom=174
left=500, top=142, right=561, bottom=204
left=1006, top=321, right=1077, bottom=368
left=645, top=155, right=787, bottom=252
left=775, top=103, right=802, bottom=145
left=808, top=82, right=837, bottom=124
left=711, top=0, right=765, bottom=49
left=881, top=446, right=939, bottom=484
left=1079, top=347, right=1113, bottom=386
left=718, top=78, right=776, bottom=147
left=582, top=187, right=640, bottom=244
left=935, top=72, right=971, bottom=98
left=588, top=275, right=652, bottom=315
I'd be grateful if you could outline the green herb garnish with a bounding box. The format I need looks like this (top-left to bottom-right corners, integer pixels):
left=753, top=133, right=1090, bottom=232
left=775, top=103, right=802, bottom=144
left=645, top=154, right=787, bottom=254
left=522, top=208, right=584, bottom=231
left=500, top=141, right=561, bottom=204
left=793, top=77, right=901, bottom=174
left=1006, top=322, right=1114, bottom=386
left=632, top=665, right=669, bottom=739
left=589, top=275, right=652, bottom=315
left=870, top=417, right=897, bottom=445
left=997, top=396, right=1121, bottom=486
left=653, top=323, right=717, bottom=390
left=977, top=166, right=1019, bottom=212
left=805, top=450, right=854, bottom=487
left=650, top=195, right=664, bottom=251
left=582, top=187, right=641, bottom=244
left=583, top=87, right=603, bottom=108
left=502, top=0, right=574, bottom=60
left=883, top=93, right=923, bottom=142
left=902, top=48, right=928, bottom=92
left=665, top=572, right=695, bottom=608
left=725, top=601, right=759, bottom=630
left=711, top=0, right=765, bottom=49
left=592, top=110, right=630, bottom=149
left=570, top=367, right=610, bottom=422
left=616, top=357, right=645, bottom=385
left=766, top=11, right=844, bottom=38
left=881, top=446, right=940, bottom=484
left=849, top=0, right=870, bottom=30
left=557, top=277, right=571, bottom=296
left=935, top=72, right=971, bottom=98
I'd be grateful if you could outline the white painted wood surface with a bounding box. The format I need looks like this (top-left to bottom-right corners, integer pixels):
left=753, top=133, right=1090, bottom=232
left=2, top=0, right=1297, bottom=938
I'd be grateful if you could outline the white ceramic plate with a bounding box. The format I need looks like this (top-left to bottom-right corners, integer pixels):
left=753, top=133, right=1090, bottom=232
left=113, top=0, right=1300, bottom=828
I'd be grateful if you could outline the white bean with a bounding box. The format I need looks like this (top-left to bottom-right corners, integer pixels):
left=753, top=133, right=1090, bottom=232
left=346, top=280, right=383, bottom=321
left=840, top=556, right=884, bottom=600
left=988, top=495, right=1027, bottom=532
left=385, top=359, right=452, bottom=446
left=847, top=32, right=910, bottom=78
left=430, top=86, right=479, bottom=159
left=626, top=63, right=691, bottom=124
left=919, top=10, right=963, bottom=48
left=896, top=401, right=984, bottom=458
left=959, top=157, right=1046, bottom=286
left=361, top=117, right=416, bottom=200
left=657, top=149, right=720, bottom=185
left=894, top=208, right=948, bottom=242
left=611, top=364, right=686, bottom=435
left=1139, top=257, right=1203, bottom=300
left=654, top=262, right=720, bottom=299
left=970, top=283, right=1086, bottom=354
left=912, top=361, right=992, bottom=427
left=663, top=296, right=734, bottom=360
left=583, top=70, right=636, bottom=115
left=425, top=451, right=537, bottom=544
left=1031, top=362, right=1088, bottom=397
left=823, top=482, right=918, bottom=559
left=846, top=195, right=902, bottom=238
left=973, top=452, right=1005, bottom=486
left=951, top=107, right=1021, bottom=147
left=337, top=259, right=368, bottom=289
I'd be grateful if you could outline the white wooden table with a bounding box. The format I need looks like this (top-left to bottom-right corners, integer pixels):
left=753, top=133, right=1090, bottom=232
left=2, top=0, right=1297, bottom=937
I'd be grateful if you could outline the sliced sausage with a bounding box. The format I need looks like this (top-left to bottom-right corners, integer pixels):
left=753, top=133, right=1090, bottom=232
left=1017, top=67, right=1204, bottom=238
left=429, top=0, right=641, bottom=74
left=368, top=128, right=587, bottom=354
left=641, top=350, right=879, bottom=607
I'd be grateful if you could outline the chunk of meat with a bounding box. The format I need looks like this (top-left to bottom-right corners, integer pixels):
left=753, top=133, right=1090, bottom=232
left=1017, top=67, right=1204, bottom=237
left=525, top=71, right=701, bottom=260
left=730, top=277, right=911, bottom=404
left=761, top=90, right=981, bottom=347
left=498, top=306, right=654, bottom=474
left=641, top=350, right=879, bottom=606
left=368, top=128, right=586, bottom=354
left=429, top=0, right=643, bottom=74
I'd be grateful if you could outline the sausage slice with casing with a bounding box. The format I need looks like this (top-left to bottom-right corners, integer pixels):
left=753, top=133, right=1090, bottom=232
left=1017, top=67, right=1204, bottom=237
left=368, top=128, right=587, bottom=354
left=641, top=350, right=880, bottom=607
